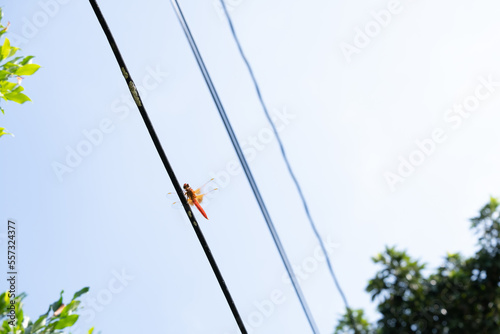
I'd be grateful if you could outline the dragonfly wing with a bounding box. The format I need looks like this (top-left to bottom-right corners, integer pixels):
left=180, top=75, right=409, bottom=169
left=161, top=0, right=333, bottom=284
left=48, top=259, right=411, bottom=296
left=195, top=193, right=204, bottom=204
left=196, top=188, right=219, bottom=204
left=194, top=178, right=216, bottom=194
left=167, top=192, right=187, bottom=208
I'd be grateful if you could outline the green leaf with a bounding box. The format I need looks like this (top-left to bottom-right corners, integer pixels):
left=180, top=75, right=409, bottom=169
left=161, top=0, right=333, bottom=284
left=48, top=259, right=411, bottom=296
left=0, top=37, right=10, bottom=61
left=2, top=321, right=10, bottom=333
left=0, top=292, right=7, bottom=313
left=0, top=22, right=9, bottom=38
left=16, top=307, right=24, bottom=330
left=8, top=46, right=19, bottom=58
left=32, top=314, right=48, bottom=331
left=9, top=56, right=24, bottom=65
left=50, top=290, right=64, bottom=313
left=11, top=85, right=24, bottom=94
left=20, top=56, right=35, bottom=66
left=72, top=287, right=89, bottom=300
left=60, top=300, right=80, bottom=317
left=489, top=196, right=498, bottom=211
left=88, top=327, right=95, bottom=334
left=0, top=81, right=17, bottom=92
left=0, top=70, right=11, bottom=80
left=15, top=64, right=40, bottom=76
left=0, top=127, right=12, bottom=137
left=1, top=61, right=20, bottom=74
left=4, top=92, right=31, bottom=104
left=53, top=314, right=79, bottom=329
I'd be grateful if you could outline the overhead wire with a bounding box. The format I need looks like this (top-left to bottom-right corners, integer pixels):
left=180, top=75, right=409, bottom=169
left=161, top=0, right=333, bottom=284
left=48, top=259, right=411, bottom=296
left=88, top=1, right=247, bottom=333
left=218, top=0, right=358, bottom=330
left=169, top=0, right=319, bottom=333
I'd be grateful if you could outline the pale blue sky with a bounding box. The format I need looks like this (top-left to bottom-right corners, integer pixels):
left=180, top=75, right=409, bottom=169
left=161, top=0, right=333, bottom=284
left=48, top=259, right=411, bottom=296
left=2, top=0, right=500, bottom=333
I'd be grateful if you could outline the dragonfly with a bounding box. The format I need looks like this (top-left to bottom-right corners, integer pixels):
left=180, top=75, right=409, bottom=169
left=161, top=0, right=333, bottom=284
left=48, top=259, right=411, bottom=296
left=167, top=179, right=218, bottom=220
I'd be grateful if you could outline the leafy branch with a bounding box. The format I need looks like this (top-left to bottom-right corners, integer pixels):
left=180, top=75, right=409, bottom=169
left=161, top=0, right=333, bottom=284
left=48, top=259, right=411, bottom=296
left=0, top=287, right=95, bottom=334
left=0, top=8, right=40, bottom=138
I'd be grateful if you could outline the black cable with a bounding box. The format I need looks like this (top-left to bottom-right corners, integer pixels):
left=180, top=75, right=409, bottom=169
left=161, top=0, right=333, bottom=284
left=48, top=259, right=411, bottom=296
left=169, top=1, right=319, bottom=333
left=218, top=0, right=358, bottom=331
left=88, top=1, right=247, bottom=333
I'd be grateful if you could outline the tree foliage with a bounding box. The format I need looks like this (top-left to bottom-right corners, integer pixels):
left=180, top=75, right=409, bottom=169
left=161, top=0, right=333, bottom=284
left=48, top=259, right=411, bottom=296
left=0, top=8, right=40, bottom=138
left=335, top=197, right=500, bottom=334
left=0, top=287, right=94, bottom=334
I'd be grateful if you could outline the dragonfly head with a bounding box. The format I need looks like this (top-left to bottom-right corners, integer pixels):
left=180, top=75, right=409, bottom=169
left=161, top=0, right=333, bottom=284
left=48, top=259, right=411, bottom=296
left=183, top=183, right=189, bottom=190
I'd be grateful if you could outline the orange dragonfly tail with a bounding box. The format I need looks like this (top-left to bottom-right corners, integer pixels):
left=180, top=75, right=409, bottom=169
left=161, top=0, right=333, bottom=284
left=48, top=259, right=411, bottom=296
left=193, top=199, right=208, bottom=220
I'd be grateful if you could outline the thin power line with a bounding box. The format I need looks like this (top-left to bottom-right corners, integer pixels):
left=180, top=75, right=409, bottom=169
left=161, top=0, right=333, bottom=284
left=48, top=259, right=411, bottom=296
left=169, top=1, right=319, bottom=333
left=88, top=1, right=247, bottom=333
left=218, top=0, right=356, bottom=327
